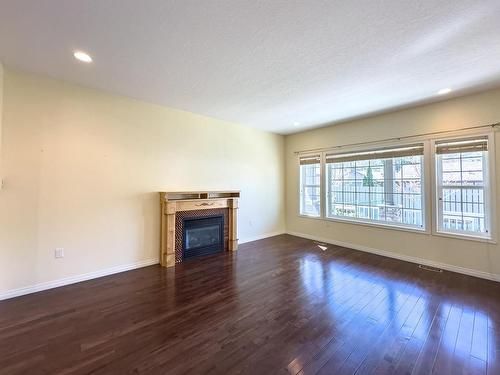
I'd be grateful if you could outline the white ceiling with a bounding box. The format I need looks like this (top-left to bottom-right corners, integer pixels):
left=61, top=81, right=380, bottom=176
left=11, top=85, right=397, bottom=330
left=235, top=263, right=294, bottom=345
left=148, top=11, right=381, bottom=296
left=1, top=0, right=500, bottom=134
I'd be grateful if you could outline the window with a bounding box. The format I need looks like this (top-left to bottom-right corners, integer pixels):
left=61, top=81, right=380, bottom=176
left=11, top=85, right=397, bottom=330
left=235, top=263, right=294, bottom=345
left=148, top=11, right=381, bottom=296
left=324, top=144, right=425, bottom=229
left=299, top=155, right=321, bottom=217
left=297, top=131, right=496, bottom=241
left=435, top=136, right=492, bottom=239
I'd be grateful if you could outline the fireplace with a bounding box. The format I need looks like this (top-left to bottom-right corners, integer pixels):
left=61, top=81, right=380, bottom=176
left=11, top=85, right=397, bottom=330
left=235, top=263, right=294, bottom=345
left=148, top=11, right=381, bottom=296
left=183, top=215, right=224, bottom=259
left=159, top=191, right=239, bottom=267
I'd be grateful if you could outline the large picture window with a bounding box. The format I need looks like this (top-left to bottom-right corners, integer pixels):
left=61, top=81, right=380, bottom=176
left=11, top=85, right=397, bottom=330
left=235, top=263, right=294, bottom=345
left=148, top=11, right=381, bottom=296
left=435, top=136, right=491, bottom=239
left=299, top=155, right=321, bottom=217
left=325, top=144, right=425, bottom=229
left=297, top=131, right=496, bottom=241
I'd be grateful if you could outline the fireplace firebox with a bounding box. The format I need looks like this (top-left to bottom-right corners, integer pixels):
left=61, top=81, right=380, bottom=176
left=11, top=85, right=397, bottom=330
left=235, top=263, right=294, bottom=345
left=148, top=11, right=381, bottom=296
left=182, top=215, right=224, bottom=259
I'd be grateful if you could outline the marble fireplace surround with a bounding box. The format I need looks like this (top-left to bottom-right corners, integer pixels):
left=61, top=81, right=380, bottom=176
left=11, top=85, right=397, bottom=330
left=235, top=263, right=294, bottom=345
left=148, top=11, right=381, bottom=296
left=159, top=191, right=239, bottom=267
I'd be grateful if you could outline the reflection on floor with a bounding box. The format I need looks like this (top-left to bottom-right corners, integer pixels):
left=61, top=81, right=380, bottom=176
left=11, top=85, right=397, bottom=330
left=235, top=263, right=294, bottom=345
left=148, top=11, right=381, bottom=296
left=0, top=234, right=499, bottom=374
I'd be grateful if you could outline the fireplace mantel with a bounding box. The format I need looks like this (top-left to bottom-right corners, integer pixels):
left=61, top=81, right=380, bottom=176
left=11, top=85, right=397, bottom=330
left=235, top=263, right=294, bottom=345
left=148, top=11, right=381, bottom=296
left=159, top=190, right=240, bottom=267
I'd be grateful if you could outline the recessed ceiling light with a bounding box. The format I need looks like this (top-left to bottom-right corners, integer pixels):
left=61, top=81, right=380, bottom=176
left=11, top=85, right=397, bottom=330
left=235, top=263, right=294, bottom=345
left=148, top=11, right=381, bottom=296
left=293, top=121, right=300, bottom=126
left=73, top=51, right=92, bottom=63
left=437, top=88, right=452, bottom=95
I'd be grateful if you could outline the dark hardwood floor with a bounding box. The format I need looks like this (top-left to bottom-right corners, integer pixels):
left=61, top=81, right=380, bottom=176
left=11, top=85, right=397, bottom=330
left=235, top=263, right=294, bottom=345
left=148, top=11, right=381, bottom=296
left=1, top=234, right=499, bottom=374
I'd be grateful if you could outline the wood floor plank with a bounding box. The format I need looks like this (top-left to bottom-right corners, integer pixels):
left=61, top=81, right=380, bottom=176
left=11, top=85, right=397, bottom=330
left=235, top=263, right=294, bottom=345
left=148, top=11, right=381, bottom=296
left=431, top=303, right=463, bottom=375
left=471, top=310, right=489, bottom=362
left=0, top=234, right=499, bottom=375
left=487, top=323, right=500, bottom=375
left=391, top=298, right=443, bottom=375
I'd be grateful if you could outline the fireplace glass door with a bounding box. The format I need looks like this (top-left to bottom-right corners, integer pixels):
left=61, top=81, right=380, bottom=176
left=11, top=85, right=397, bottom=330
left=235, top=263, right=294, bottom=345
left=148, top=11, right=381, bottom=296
left=183, top=215, right=224, bottom=259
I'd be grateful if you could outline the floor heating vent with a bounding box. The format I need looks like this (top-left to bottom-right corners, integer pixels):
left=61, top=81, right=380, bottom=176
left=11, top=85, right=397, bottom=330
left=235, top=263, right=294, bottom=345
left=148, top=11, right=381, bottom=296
left=418, top=264, right=443, bottom=273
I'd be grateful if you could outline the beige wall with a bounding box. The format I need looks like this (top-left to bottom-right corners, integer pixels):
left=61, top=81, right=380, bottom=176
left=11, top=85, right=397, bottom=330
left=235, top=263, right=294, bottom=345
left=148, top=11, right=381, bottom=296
left=0, top=61, right=3, bottom=180
left=2, top=66, right=499, bottom=297
left=0, top=69, right=285, bottom=295
left=286, top=89, right=500, bottom=279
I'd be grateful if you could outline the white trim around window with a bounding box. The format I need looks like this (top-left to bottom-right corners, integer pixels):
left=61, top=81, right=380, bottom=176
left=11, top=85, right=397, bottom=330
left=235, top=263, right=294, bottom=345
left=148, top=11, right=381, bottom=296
left=430, top=132, right=497, bottom=243
left=298, top=153, right=322, bottom=217
left=297, top=129, right=497, bottom=242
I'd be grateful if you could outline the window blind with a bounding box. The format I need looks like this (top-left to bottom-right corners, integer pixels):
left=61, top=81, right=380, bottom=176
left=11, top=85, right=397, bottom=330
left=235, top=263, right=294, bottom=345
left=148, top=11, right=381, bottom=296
left=325, top=144, right=424, bottom=163
left=299, top=155, right=321, bottom=165
left=435, top=136, right=488, bottom=154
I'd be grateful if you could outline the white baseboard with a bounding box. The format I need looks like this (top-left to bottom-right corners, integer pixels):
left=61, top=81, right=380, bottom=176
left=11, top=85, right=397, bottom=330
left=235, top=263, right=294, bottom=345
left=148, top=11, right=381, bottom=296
left=5, top=229, right=496, bottom=301
left=0, top=258, right=159, bottom=301
left=287, top=230, right=500, bottom=283
left=239, top=230, right=286, bottom=244
left=0, top=230, right=285, bottom=302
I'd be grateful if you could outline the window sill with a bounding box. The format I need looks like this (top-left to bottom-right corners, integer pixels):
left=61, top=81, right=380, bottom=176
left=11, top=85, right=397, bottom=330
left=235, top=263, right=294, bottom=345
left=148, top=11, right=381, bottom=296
left=298, top=214, right=322, bottom=220
left=297, top=214, right=498, bottom=243
left=433, top=230, right=497, bottom=244
left=298, top=214, right=429, bottom=235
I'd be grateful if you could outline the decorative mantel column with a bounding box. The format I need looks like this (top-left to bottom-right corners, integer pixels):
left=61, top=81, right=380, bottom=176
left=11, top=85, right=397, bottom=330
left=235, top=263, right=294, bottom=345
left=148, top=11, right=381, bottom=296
left=159, top=191, right=240, bottom=267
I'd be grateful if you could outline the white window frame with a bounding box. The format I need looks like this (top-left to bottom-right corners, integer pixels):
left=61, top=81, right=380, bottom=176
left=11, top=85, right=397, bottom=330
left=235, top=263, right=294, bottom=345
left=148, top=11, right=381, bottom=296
left=323, top=142, right=428, bottom=233
left=430, top=131, right=497, bottom=243
left=296, top=129, right=497, bottom=242
left=298, top=153, right=322, bottom=218
left=298, top=140, right=430, bottom=234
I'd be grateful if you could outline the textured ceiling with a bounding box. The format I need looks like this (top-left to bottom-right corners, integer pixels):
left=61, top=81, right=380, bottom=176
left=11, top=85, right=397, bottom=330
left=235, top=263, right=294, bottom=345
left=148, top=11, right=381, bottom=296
left=1, top=0, right=500, bottom=134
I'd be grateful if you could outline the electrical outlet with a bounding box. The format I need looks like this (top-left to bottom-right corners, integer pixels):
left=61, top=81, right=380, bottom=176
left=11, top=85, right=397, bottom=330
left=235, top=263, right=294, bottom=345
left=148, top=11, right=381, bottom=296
left=55, top=248, right=64, bottom=259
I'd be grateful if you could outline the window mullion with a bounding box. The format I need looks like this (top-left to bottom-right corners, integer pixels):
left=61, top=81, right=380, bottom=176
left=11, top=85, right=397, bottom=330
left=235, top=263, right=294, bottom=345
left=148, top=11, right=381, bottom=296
left=459, top=153, right=464, bottom=231
left=341, top=163, right=345, bottom=215
left=354, top=162, right=358, bottom=219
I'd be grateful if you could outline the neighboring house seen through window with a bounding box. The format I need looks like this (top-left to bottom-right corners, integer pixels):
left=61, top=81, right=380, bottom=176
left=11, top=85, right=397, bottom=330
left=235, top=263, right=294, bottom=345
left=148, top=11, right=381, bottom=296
left=297, top=132, right=495, bottom=241
left=435, top=136, right=492, bottom=239
left=325, top=144, right=425, bottom=229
